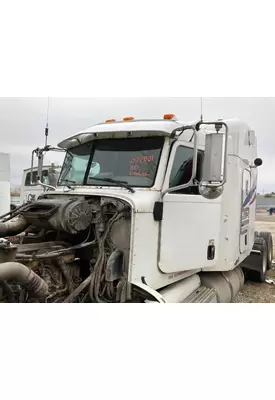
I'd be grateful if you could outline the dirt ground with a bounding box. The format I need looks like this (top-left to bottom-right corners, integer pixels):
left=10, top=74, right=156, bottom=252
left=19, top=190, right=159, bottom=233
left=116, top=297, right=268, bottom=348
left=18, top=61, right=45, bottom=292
left=234, top=209, right=275, bottom=303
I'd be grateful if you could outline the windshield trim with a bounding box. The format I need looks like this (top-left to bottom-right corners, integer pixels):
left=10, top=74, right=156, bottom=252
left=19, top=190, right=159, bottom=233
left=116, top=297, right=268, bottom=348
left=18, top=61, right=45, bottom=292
left=58, top=137, right=164, bottom=189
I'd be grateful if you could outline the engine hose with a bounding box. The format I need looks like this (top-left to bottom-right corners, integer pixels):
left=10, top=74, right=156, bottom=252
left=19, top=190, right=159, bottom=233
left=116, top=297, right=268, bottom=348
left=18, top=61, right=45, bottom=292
left=106, top=281, right=112, bottom=299
left=55, top=258, right=74, bottom=294
left=90, top=223, right=113, bottom=302
left=0, top=202, right=31, bottom=222
left=116, top=279, right=128, bottom=303
left=16, top=240, right=96, bottom=260
left=62, top=212, right=124, bottom=303
left=0, top=216, right=29, bottom=238
left=93, top=247, right=105, bottom=302
left=62, top=275, right=92, bottom=303
left=90, top=212, right=123, bottom=303
left=0, top=262, right=48, bottom=299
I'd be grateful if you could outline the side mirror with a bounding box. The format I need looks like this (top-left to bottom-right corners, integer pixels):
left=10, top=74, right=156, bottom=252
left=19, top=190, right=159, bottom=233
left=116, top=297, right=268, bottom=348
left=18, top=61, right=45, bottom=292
left=199, top=132, right=225, bottom=200
left=202, top=132, right=225, bottom=183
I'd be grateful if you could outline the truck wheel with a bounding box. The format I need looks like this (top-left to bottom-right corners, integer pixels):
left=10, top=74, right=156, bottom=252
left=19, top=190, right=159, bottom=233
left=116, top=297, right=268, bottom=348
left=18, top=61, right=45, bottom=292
left=255, top=231, right=273, bottom=269
left=253, top=237, right=268, bottom=282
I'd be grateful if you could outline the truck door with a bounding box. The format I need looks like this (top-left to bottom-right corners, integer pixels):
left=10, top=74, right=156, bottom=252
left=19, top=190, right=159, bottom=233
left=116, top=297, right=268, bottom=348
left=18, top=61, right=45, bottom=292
left=240, top=168, right=252, bottom=254
left=158, top=142, right=222, bottom=274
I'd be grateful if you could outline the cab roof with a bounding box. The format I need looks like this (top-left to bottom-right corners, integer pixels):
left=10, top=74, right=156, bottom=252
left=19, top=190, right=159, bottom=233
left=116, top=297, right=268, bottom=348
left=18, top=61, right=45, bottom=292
left=57, top=117, right=251, bottom=150
left=58, top=118, right=191, bottom=150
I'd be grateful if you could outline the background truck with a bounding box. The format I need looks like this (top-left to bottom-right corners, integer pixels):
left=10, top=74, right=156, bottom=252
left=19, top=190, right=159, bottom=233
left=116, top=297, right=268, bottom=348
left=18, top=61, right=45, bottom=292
left=19, top=164, right=62, bottom=205
left=0, top=114, right=273, bottom=303
left=0, top=153, right=10, bottom=216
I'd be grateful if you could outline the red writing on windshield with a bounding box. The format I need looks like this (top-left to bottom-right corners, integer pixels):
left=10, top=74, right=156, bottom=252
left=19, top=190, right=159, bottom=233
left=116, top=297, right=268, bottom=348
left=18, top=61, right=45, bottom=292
left=129, top=171, right=149, bottom=177
left=128, top=154, right=155, bottom=178
left=130, top=155, right=154, bottom=164
left=130, top=165, right=139, bottom=172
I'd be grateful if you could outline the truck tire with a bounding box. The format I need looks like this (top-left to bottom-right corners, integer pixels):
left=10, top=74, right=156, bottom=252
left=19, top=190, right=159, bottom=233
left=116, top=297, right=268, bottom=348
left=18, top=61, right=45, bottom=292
left=255, top=231, right=273, bottom=269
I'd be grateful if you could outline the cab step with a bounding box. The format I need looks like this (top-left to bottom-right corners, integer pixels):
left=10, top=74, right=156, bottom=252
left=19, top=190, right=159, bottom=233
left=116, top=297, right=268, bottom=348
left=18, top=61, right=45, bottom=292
left=182, top=286, right=217, bottom=303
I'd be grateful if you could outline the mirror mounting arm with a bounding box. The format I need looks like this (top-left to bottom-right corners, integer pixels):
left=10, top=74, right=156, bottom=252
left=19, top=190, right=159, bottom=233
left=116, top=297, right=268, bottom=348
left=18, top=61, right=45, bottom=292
left=29, top=145, right=65, bottom=188
left=161, top=125, right=198, bottom=200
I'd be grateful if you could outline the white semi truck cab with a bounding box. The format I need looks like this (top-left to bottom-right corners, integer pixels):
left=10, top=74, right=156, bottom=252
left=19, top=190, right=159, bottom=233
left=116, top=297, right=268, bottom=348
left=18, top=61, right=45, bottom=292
left=0, top=115, right=272, bottom=303
left=19, top=164, right=62, bottom=205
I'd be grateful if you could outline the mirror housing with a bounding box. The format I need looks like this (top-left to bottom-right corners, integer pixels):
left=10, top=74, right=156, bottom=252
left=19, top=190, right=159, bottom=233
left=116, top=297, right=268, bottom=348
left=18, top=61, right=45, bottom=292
left=196, top=120, right=229, bottom=200
left=199, top=184, right=224, bottom=199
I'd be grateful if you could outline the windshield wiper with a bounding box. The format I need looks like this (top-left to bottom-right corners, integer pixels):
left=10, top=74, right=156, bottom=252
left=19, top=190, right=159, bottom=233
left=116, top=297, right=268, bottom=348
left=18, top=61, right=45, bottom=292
left=88, top=177, right=135, bottom=193
left=60, top=179, right=76, bottom=184
left=59, top=179, right=76, bottom=190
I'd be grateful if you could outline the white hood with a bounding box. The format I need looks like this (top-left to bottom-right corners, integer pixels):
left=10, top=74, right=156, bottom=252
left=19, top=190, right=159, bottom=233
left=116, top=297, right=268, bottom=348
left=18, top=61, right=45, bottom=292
left=45, top=186, right=161, bottom=213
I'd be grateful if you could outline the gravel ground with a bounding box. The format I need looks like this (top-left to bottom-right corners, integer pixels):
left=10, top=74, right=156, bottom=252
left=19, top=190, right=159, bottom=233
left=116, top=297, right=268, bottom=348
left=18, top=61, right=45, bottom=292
left=234, top=210, right=275, bottom=303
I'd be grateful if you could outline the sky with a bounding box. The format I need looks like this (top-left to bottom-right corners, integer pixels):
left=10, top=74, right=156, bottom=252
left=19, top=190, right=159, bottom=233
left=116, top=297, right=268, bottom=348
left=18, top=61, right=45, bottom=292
left=0, top=97, right=274, bottom=192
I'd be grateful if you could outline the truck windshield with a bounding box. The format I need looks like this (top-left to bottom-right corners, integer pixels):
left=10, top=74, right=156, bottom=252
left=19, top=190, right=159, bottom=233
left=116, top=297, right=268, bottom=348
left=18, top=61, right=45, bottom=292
left=58, top=136, right=164, bottom=188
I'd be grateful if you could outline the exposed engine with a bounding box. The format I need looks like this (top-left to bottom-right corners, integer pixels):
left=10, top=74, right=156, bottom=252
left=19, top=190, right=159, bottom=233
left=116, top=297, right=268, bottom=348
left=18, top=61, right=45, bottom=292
left=0, top=195, right=131, bottom=303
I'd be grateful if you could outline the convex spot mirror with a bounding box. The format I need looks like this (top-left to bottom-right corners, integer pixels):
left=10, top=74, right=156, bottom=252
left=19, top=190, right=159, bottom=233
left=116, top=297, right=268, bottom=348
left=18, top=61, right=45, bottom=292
left=254, top=158, right=263, bottom=167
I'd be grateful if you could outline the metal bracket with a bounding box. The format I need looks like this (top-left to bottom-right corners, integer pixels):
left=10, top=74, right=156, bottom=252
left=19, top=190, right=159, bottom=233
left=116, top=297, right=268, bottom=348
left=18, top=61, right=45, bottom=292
left=160, top=125, right=198, bottom=200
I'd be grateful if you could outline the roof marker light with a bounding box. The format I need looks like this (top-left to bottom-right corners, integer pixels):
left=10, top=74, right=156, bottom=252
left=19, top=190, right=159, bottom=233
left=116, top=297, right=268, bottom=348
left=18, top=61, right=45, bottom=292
left=163, top=113, right=176, bottom=120
left=105, top=119, right=116, bottom=123
left=123, top=117, right=134, bottom=121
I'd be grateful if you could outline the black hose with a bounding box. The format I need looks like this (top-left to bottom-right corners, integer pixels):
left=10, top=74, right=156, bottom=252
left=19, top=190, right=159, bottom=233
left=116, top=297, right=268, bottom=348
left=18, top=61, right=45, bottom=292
left=0, top=202, right=31, bottom=222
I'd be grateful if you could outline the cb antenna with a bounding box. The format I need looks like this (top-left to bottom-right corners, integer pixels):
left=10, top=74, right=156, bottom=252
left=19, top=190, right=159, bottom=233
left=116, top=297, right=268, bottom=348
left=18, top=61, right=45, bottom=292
left=200, top=97, right=203, bottom=122
left=45, top=97, right=50, bottom=147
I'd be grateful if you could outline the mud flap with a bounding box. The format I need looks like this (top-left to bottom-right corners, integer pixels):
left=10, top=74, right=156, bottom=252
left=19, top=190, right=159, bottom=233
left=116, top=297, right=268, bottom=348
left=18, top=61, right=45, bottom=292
left=240, top=237, right=267, bottom=282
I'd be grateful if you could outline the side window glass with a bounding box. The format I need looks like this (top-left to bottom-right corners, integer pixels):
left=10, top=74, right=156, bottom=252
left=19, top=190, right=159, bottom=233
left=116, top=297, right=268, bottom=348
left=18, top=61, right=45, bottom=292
left=169, top=146, right=203, bottom=195
left=25, top=171, right=38, bottom=186
left=42, top=170, right=49, bottom=185
left=25, top=172, right=31, bottom=186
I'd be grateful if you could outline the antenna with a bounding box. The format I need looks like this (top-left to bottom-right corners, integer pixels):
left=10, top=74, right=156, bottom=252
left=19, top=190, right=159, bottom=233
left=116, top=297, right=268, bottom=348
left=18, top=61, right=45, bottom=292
left=200, top=97, right=203, bottom=122
left=45, top=97, right=50, bottom=147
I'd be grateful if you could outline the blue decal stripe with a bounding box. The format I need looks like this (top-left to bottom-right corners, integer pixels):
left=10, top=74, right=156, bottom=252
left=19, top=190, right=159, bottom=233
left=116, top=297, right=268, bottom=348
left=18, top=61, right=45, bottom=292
left=242, top=185, right=256, bottom=208
left=249, top=192, right=257, bottom=205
